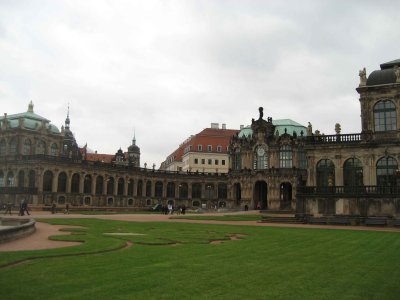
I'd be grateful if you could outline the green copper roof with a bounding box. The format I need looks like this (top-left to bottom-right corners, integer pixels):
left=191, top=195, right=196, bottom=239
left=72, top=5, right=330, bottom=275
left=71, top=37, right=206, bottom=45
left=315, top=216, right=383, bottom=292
left=0, top=104, right=60, bottom=134
left=238, top=119, right=306, bottom=138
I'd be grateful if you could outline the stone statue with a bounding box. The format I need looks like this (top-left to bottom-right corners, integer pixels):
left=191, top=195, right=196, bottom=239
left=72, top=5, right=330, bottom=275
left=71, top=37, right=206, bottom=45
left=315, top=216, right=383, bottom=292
left=394, top=66, right=400, bottom=83
left=259, top=107, right=264, bottom=120
left=359, top=67, right=367, bottom=86
left=335, top=123, right=341, bottom=134
left=307, top=122, right=312, bottom=136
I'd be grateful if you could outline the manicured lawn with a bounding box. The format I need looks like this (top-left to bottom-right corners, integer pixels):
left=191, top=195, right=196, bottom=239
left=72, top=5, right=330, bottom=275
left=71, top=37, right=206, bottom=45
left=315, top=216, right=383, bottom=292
left=171, top=214, right=262, bottom=221
left=1, top=219, right=400, bottom=300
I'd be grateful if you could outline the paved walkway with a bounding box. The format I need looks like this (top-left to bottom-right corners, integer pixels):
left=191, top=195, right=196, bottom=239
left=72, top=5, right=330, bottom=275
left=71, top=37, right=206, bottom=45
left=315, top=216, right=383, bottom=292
left=1, top=210, right=399, bottom=252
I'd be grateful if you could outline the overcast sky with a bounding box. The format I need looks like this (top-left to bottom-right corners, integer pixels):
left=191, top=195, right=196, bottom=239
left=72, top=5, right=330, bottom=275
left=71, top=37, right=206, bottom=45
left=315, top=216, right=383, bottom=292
left=1, top=0, right=399, bottom=167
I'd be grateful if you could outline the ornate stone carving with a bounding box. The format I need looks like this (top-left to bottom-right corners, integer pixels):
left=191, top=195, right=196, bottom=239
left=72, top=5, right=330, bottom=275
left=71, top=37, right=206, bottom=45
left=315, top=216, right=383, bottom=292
left=359, top=67, right=367, bottom=86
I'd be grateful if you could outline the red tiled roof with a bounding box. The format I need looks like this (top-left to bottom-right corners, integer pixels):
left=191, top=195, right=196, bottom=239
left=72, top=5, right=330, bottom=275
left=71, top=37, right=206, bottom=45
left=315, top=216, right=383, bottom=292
left=86, top=153, right=115, bottom=163
left=164, top=128, right=239, bottom=165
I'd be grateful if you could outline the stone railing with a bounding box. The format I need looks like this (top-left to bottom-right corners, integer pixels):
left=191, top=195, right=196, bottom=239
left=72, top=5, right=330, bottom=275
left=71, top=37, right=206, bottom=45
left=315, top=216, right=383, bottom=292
left=297, top=185, right=400, bottom=197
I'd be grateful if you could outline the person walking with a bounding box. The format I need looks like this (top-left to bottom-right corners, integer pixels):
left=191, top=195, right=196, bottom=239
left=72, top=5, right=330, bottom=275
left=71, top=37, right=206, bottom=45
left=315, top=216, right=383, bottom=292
left=64, top=203, right=69, bottom=214
left=22, top=200, right=30, bottom=216
left=4, top=201, right=12, bottom=215
left=51, top=201, right=56, bottom=214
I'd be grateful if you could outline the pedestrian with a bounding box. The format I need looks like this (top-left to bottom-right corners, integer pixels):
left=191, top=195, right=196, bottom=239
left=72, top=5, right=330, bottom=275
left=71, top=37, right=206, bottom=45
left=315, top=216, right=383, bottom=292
left=181, top=204, right=186, bottom=215
left=167, top=203, right=173, bottom=214
left=64, top=203, right=69, bottom=214
left=4, top=202, right=12, bottom=215
left=19, top=199, right=25, bottom=216
left=22, top=199, right=30, bottom=216
left=51, top=201, right=56, bottom=214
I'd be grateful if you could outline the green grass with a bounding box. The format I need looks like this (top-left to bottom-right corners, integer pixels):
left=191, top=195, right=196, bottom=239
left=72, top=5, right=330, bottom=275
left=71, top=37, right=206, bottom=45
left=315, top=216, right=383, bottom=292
left=171, top=214, right=262, bottom=221
left=1, top=219, right=400, bottom=300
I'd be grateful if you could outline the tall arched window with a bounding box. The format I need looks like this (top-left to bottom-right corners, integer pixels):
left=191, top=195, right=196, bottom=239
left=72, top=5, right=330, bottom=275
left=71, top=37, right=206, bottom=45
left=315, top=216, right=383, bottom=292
left=23, top=139, right=32, bottom=155
left=155, top=181, right=163, bottom=198
left=233, top=148, right=241, bottom=170
left=178, top=183, right=188, bottom=199
left=279, top=145, right=292, bottom=168
left=36, top=140, right=46, bottom=155
left=374, top=100, right=397, bottom=132
left=254, top=145, right=268, bottom=170
left=192, top=183, right=202, bottom=199
left=50, top=143, right=58, bottom=156
left=0, top=171, right=4, bottom=186
left=71, top=173, right=80, bottom=193
left=84, top=175, right=92, bottom=194
left=58, top=172, right=67, bottom=192
left=218, top=183, right=227, bottom=199
left=28, top=170, right=35, bottom=188
left=18, top=170, right=25, bottom=188
left=43, top=170, right=53, bottom=192
left=167, top=182, right=175, bottom=198
left=343, top=158, right=363, bottom=187
left=107, top=177, right=114, bottom=195
left=137, top=180, right=143, bottom=197
left=376, top=157, right=398, bottom=187
left=316, top=159, right=335, bottom=187
left=127, top=179, right=134, bottom=196
left=96, top=176, right=103, bottom=195
left=7, top=171, right=14, bottom=186
left=146, top=181, right=152, bottom=197
left=9, top=138, right=17, bottom=154
left=0, top=139, right=6, bottom=155
left=117, top=178, right=124, bottom=196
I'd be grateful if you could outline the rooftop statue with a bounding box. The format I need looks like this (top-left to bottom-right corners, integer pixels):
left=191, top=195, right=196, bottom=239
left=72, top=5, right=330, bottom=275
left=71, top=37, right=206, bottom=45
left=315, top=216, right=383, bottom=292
left=259, top=107, right=263, bottom=120
left=359, top=67, right=367, bottom=86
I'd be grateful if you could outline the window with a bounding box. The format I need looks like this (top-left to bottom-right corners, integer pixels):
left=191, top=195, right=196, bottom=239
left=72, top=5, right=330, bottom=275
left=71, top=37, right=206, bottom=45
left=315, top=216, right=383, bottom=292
left=298, top=148, right=307, bottom=169
left=208, top=159, right=212, bottom=165
left=51, top=143, right=58, bottom=156
left=217, top=146, right=222, bottom=152
left=201, top=159, right=205, bottom=164
left=9, top=138, right=17, bottom=154
left=36, top=140, right=46, bottom=155
left=215, top=159, right=219, bottom=165
left=194, top=158, right=198, bottom=164
left=222, top=160, right=226, bottom=166
left=233, top=148, right=241, bottom=170
left=316, top=159, right=335, bottom=187
left=0, top=139, right=5, bottom=155
left=376, top=157, right=398, bottom=187
left=374, top=100, right=397, bottom=132
left=23, top=139, right=32, bottom=155
left=197, top=144, right=203, bottom=151
left=279, top=145, right=292, bottom=168
left=207, top=145, right=212, bottom=152
left=343, top=158, right=363, bottom=187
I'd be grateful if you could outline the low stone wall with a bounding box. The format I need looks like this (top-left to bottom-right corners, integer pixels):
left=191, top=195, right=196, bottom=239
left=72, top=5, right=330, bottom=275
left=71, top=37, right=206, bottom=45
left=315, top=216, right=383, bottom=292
left=0, top=217, right=36, bottom=244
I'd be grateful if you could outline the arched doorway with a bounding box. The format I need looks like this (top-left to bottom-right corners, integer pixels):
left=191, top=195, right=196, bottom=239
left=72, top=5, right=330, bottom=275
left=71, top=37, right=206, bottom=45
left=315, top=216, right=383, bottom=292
left=254, top=181, right=268, bottom=210
left=234, top=183, right=241, bottom=206
left=280, top=182, right=292, bottom=210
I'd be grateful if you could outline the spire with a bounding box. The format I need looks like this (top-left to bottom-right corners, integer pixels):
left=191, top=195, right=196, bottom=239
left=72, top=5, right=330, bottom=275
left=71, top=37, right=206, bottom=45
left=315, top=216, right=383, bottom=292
left=28, top=101, right=34, bottom=113
left=65, top=103, right=70, bottom=130
left=132, top=129, right=136, bottom=145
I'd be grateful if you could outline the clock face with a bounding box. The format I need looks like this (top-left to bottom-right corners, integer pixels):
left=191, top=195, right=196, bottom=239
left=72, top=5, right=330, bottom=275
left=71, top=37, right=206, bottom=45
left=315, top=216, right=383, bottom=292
left=257, top=147, right=265, bottom=156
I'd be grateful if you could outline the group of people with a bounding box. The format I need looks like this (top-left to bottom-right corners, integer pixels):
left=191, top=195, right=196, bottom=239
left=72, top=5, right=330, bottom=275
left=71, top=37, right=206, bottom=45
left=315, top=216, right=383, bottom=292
left=2, top=199, right=30, bottom=216
left=162, top=204, right=186, bottom=215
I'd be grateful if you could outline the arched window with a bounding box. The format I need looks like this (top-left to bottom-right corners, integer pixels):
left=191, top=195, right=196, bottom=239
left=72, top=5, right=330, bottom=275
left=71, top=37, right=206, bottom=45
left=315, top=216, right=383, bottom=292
left=127, top=179, right=134, bottom=196
left=155, top=181, right=163, bottom=198
left=233, top=148, right=241, bottom=170
left=218, top=183, right=227, bottom=199
left=374, top=100, right=397, bottom=132
left=146, top=181, right=152, bottom=197
left=96, top=176, right=103, bottom=195
left=343, top=158, right=363, bottom=188
left=178, top=183, right=188, bottom=199
left=107, top=177, right=114, bottom=195
left=23, top=139, right=32, bottom=155
left=58, top=172, right=67, bottom=192
left=137, top=180, right=143, bottom=197
left=117, top=178, right=124, bottom=196
left=167, top=182, right=175, bottom=198
left=279, top=145, right=292, bottom=168
left=376, top=157, right=398, bottom=187
left=84, top=175, right=92, bottom=194
left=71, top=173, right=80, bottom=193
left=234, top=183, right=241, bottom=205
left=0, top=139, right=6, bottom=155
left=0, top=171, right=3, bottom=186
left=205, top=183, right=214, bottom=199
left=50, top=143, right=58, bottom=156
left=43, top=170, right=53, bottom=192
left=9, top=138, right=17, bottom=154
left=254, top=145, right=268, bottom=170
left=7, top=171, right=14, bottom=186
left=316, top=159, right=335, bottom=187
left=36, top=140, right=46, bottom=155
left=298, top=148, right=307, bottom=169
left=18, top=170, right=25, bottom=188
left=192, top=183, right=202, bottom=199
left=28, top=170, right=35, bottom=188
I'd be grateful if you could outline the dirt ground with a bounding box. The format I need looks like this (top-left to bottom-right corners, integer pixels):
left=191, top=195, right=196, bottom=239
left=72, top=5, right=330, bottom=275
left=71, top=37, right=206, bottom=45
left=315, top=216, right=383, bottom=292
left=1, top=210, right=399, bottom=252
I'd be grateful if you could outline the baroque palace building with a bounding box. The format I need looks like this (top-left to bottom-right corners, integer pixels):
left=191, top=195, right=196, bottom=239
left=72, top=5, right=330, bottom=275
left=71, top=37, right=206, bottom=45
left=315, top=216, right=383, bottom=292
left=0, top=59, right=400, bottom=217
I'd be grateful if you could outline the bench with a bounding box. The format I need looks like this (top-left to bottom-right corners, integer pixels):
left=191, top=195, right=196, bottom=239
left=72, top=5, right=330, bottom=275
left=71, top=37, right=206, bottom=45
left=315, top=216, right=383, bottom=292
left=391, top=219, right=400, bottom=227
left=307, top=217, right=328, bottom=224
left=328, top=218, right=351, bottom=225
left=364, top=218, right=387, bottom=226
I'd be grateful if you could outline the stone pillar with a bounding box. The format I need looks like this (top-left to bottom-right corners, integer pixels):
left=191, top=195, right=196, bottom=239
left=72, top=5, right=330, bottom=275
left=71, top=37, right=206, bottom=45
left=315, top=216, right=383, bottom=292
left=113, top=177, right=118, bottom=196
left=79, top=174, right=85, bottom=194
left=52, top=171, right=58, bottom=193
left=91, top=175, right=97, bottom=195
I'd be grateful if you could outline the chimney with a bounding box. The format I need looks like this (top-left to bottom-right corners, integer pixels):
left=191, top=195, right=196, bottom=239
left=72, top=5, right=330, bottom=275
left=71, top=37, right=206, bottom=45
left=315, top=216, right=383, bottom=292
left=222, top=123, right=226, bottom=130
left=211, top=123, right=219, bottom=129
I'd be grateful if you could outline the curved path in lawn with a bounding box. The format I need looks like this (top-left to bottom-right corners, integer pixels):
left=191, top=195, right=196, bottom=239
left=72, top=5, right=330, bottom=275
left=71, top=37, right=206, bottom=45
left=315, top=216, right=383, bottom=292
left=1, top=210, right=399, bottom=252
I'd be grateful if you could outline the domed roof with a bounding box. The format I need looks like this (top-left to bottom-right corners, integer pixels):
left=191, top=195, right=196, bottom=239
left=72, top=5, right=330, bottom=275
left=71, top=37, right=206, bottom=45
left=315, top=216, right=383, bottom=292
left=366, top=59, right=400, bottom=86
left=128, top=137, right=140, bottom=153
left=0, top=102, right=60, bottom=134
left=238, top=119, right=306, bottom=138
